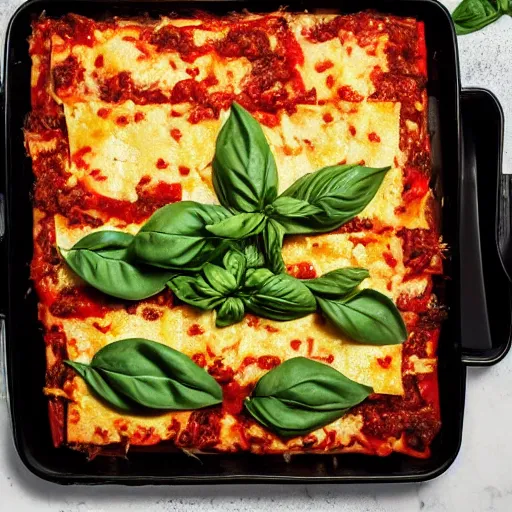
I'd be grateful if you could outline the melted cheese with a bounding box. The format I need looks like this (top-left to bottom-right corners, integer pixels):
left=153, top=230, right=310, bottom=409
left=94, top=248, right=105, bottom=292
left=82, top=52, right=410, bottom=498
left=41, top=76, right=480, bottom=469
left=291, top=15, right=389, bottom=100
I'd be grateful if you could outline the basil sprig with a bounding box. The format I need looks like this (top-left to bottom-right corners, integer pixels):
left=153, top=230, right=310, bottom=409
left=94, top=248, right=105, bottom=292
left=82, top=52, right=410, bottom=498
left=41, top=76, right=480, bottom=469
left=208, top=104, right=389, bottom=256
left=62, top=103, right=406, bottom=347
left=65, top=338, right=222, bottom=412
left=131, top=201, right=233, bottom=270
left=452, top=0, right=511, bottom=35
left=168, top=250, right=317, bottom=327
left=168, top=250, right=245, bottom=327
left=245, top=357, right=372, bottom=437
left=60, top=231, right=173, bottom=300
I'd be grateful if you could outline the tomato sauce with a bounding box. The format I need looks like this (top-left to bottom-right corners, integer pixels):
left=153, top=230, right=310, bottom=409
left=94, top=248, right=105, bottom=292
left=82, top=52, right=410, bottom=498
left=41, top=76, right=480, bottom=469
left=222, top=380, right=250, bottom=416
left=383, top=251, right=398, bottom=268
left=315, top=60, right=334, bottom=73
left=290, top=339, right=302, bottom=351
left=287, top=261, right=317, bottom=279
left=323, top=112, right=334, bottom=123
left=97, top=107, right=111, bottom=119
left=52, top=55, right=85, bottom=93
left=49, top=287, right=110, bottom=319
left=187, top=324, right=205, bottom=336
left=92, top=322, right=111, bottom=334
left=368, top=132, right=381, bottom=143
left=156, top=158, right=169, bottom=169
left=192, top=353, right=207, bottom=367
left=208, top=360, right=235, bottom=383
left=257, top=355, right=281, bottom=370
left=403, top=167, right=429, bottom=203
left=131, top=426, right=161, bottom=446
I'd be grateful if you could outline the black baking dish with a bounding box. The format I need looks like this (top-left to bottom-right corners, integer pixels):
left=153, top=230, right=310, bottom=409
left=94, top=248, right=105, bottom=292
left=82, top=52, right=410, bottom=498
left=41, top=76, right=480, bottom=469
left=1, top=0, right=511, bottom=484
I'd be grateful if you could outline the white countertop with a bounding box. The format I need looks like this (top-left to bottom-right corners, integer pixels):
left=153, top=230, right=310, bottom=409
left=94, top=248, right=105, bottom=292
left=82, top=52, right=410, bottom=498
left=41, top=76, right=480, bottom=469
left=1, top=0, right=512, bottom=510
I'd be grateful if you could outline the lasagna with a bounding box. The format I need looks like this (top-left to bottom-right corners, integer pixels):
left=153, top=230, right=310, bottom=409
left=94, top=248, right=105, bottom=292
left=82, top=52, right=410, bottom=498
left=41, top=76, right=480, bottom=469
left=26, top=11, right=443, bottom=457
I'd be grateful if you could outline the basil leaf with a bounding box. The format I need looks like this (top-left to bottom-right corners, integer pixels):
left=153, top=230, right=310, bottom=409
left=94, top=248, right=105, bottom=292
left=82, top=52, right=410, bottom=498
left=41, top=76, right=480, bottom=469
left=206, top=212, right=267, bottom=239
left=262, top=219, right=286, bottom=274
left=452, top=0, right=506, bottom=35
left=203, top=263, right=238, bottom=295
left=61, top=232, right=173, bottom=301
left=213, top=102, right=278, bottom=212
left=243, top=267, right=274, bottom=289
left=216, top=297, right=245, bottom=327
left=67, top=338, right=222, bottom=411
left=242, top=273, right=317, bottom=321
left=72, top=230, right=134, bottom=251
left=65, top=360, right=136, bottom=412
left=279, top=165, right=390, bottom=234
left=132, top=201, right=232, bottom=270
left=269, top=196, right=323, bottom=218
left=245, top=357, right=372, bottom=437
left=223, top=249, right=246, bottom=286
left=304, top=268, right=370, bottom=297
left=242, top=240, right=266, bottom=268
left=317, top=289, right=407, bottom=345
left=167, top=274, right=224, bottom=309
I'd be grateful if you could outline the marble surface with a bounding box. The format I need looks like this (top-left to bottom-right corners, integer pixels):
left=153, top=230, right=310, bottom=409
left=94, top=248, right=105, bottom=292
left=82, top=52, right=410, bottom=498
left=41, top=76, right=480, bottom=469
left=1, top=0, right=512, bottom=510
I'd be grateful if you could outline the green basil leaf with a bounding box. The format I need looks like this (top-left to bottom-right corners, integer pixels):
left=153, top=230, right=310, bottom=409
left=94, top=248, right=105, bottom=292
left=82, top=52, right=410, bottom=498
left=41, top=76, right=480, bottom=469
left=167, top=274, right=224, bottom=309
left=213, top=102, right=278, bottom=212
left=243, top=267, right=274, bottom=289
left=303, top=268, right=370, bottom=297
left=317, top=289, right=407, bottom=345
left=132, top=201, right=232, bottom=270
left=269, top=196, right=323, bottom=218
left=203, top=263, right=238, bottom=295
left=245, top=357, right=372, bottom=437
left=242, top=240, right=266, bottom=268
left=279, top=165, right=390, bottom=234
left=216, top=297, right=245, bottom=327
left=71, top=230, right=134, bottom=251
left=67, top=338, right=222, bottom=411
left=262, top=219, right=286, bottom=274
left=242, top=273, right=317, bottom=321
left=61, top=233, right=173, bottom=301
left=206, top=212, right=267, bottom=239
left=65, top=360, right=136, bottom=412
left=452, top=0, right=504, bottom=35
left=223, top=249, right=246, bottom=286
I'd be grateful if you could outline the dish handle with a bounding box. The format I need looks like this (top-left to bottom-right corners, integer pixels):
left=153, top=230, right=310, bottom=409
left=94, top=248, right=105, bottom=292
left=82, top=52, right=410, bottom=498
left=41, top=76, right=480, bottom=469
left=459, top=87, right=511, bottom=366
left=0, top=80, right=7, bottom=397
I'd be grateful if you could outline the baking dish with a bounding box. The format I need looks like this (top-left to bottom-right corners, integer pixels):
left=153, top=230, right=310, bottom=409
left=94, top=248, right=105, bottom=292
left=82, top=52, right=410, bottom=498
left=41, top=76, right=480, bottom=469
left=1, top=0, right=510, bottom=484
